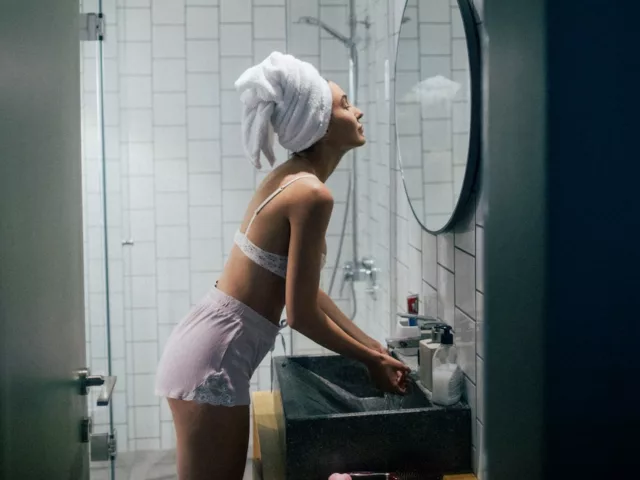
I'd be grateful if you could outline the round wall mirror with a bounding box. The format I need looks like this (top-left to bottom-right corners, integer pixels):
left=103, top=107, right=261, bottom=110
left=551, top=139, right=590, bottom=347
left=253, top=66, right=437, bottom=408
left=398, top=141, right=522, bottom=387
left=395, top=0, right=481, bottom=233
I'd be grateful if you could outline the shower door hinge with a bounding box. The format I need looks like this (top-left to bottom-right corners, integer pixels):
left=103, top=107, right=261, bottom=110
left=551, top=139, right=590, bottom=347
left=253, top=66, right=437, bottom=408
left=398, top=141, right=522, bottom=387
left=80, top=13, right=106, bottom=42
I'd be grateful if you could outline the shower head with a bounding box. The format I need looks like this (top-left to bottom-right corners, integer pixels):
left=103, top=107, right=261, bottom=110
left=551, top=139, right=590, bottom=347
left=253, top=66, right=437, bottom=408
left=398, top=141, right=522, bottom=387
left=295, top=16, right=354, bottom=48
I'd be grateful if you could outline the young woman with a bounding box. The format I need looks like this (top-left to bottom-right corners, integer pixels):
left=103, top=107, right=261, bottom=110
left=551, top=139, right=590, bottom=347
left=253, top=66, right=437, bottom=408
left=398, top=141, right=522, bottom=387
left=155, top=52, right=410, bottom=480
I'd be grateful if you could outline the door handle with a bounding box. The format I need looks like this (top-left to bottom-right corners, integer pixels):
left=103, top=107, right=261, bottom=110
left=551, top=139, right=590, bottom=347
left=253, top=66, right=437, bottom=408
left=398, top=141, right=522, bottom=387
left=77, top=368, right=117, bottom=406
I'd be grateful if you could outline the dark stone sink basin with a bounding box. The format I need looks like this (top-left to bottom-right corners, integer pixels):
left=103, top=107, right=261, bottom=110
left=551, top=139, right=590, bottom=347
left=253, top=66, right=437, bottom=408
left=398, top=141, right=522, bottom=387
left=272, top=355, right=472, bottom=480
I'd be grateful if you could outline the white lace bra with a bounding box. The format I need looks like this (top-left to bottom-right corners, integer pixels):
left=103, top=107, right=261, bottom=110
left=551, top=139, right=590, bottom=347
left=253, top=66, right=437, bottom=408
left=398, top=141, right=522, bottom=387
left=234, top=175, right=326, bottom=279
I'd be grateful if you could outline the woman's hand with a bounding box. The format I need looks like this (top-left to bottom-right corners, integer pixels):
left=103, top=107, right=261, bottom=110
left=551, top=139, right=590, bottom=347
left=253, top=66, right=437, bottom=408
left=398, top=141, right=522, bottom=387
left=367, top=354, right=411, bottom=395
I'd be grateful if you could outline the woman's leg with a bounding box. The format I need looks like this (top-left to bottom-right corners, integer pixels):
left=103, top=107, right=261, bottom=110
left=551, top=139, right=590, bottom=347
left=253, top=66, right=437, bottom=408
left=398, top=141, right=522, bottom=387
left=168, top=398, right=250, bottom=480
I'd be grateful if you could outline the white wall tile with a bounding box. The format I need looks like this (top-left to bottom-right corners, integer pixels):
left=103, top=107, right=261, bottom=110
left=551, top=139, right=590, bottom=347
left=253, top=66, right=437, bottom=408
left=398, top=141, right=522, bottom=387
left=132, top=342, right=158, bottom=374
left=422, top=231, right=437, bottom=287
left=153, top=0, right=186, bottom=24
left=422, top=119, right=452, bottom=151
left=130, top=243, right=156, bottom=276
left=156, top=192, right=189, bottom=226
left=189, top=140, right=221, bottom=172
left=157, top=226, right=190, bottom=257
left=153, top=93, right=187, bottom=126
left=454, top=248, right=476, bottom=318
left=452, top=7, right=465, bottom=38
left=190, top=238, right=223, bottom=271
left=187, top=40, right=220, bottom=72
left=190, top=271, right=218, bottom=303
left=134, top=406, right=160, bottom=437
left=419, top=0, right=451, bottom=23
left=189, top=173, right=222, bottom=206
left=222, top=190, right=252, bottom=223
left=254, top=7, right=286, bottom=39
left=253, top=39, right=287, bottom=62
left=408, top=246, right=423, bottom=295
left=220, top=24, right=253, bottom=56
left=187, top=7, right=219, bottom=39
left=219, top=57, right=253, bottom=88
left=161, top=422, right=176, bottom=450
left=454, top=205, right=476, bottom=255
left=123, top=43, right=152, bottom=75
left=221, top=91, right=242, bottom=123
left=155, top=161, right=188, bottom=193
left=125, top=110, right=154, bottom=142
left=188, top=107, right=220, bottom=140
left=158, top=291, right=191, bottom=324
left=454, top=308, right=476, bottom=381
left=220, top=123, right=244, bottom=155
left=288, top=24, right=320, bottom=56
left=220, top=0, right=252, bottom=22
left=153, top=26, right=186, bottom=58
left=158, top=259, right=191, bottom=291
left=130, top=211, right=156, bottom=241
left=320, top=38, right=349, bottom=71
left=437, top=231, right=455, bottom=270
left=131, top=308, right=158, bottom=342
left=154, top=126, right=187, bottom=159
left=189, top=206, right=223, bottom=238
left=152, top=60, right=186, bottom=92
left=131, top=277, right=157, bottom=308
left=123, top=77, right=152, bottom=108
left=187, top=73, right=220, bottom=106
left=124, top=9, right=151, bottom=41
left=129, top=177, right=155, bottom=209
left=452, top=38, right=469, bottom=70
left=437, top=265, right=454, bottom=325
left=222, top=156, right=255, bottom=189
left=187, top=0, right=219, bottom=5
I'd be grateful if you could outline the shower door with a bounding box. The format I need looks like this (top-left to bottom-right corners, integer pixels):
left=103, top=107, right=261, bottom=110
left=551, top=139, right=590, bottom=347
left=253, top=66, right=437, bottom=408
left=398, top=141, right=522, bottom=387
left=80, top=1, right=125, bottom=478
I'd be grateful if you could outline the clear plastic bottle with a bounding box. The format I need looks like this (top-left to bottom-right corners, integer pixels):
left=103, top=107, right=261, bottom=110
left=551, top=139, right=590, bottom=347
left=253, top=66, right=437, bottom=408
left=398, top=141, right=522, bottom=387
left=431, top=325, right=463, bottom=406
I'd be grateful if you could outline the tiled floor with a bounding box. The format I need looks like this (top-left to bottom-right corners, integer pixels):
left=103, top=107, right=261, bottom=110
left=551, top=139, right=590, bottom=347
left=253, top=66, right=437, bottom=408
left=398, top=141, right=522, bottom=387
left=90, top=450, right=253, bottom=480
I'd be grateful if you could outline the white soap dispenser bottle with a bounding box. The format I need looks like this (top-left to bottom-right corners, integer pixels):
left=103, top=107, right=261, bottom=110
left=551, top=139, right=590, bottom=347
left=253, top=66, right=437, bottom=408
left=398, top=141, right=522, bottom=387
left=431, top=325, right=463, bottom=406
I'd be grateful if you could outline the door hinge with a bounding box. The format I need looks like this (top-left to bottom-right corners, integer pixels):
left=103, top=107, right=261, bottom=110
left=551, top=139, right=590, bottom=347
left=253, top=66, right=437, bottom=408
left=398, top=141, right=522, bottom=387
left=80, top=13, right=106, bottom=42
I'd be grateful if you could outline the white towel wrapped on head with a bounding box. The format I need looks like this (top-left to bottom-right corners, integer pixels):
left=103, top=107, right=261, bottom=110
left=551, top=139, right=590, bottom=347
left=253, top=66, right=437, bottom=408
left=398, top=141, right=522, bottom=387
left=234, top=51, right=333, bottom=169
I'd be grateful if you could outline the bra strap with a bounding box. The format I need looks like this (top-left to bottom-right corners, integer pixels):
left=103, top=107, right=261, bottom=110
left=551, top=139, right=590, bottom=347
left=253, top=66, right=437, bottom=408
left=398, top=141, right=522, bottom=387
left=245, top=174, right=317, bottom=235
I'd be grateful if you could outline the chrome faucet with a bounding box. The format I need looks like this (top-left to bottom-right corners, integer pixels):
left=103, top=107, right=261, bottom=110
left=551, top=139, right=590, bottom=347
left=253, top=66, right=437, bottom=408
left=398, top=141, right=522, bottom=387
left=340, top=257, right=380, bottom=300
left=386, top=315, right=452, bottom=350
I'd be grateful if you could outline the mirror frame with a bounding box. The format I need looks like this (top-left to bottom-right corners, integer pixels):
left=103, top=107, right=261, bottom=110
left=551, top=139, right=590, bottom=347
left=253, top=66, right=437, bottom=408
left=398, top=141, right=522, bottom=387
left=395, top=0, right=482, bottom=234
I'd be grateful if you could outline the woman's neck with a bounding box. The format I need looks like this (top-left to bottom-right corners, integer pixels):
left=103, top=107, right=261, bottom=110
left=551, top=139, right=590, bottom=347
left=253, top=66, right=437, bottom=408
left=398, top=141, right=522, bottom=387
left=289, top=147, right=345, bottom=182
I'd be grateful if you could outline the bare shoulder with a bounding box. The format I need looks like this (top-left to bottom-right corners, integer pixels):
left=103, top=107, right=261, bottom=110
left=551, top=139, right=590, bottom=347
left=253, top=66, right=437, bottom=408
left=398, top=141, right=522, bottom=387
left=288, top=177, right=334, bottom=217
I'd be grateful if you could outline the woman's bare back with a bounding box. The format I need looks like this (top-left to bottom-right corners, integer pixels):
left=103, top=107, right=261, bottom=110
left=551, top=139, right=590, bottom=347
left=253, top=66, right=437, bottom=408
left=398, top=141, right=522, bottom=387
left=216, top=162, right=327, bottom=325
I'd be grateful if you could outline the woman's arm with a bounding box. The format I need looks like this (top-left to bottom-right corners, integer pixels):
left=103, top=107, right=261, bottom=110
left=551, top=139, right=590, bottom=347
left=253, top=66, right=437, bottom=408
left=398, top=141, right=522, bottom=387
left=285, top=181, right=408, bottom=392
left=317, top=289, right=385, bottom=352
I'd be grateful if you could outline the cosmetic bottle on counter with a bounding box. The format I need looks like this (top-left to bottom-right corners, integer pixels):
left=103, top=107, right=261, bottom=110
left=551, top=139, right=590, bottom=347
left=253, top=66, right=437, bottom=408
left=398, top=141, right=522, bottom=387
left=431, top=325, right=463, bottom=406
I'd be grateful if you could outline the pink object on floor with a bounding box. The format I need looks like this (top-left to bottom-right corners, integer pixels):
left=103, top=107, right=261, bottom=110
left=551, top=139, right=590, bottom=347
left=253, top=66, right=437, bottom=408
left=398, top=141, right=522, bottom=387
left=328, top=475, right=352, bottom=480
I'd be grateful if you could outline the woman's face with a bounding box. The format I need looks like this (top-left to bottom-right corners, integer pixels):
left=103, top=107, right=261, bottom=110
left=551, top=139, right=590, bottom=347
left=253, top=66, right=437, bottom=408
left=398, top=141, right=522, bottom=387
left=323, top=81, right=365, bottom=151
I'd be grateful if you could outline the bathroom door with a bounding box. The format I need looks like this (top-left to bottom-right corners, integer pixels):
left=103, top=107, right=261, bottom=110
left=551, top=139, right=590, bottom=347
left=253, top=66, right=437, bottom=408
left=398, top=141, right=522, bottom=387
left=0, top=1, right=90, bottom=479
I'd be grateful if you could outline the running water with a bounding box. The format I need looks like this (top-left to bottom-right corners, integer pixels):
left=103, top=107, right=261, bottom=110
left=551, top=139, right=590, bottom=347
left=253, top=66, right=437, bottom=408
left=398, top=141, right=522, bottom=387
left=383, top=392, right=404, bottom=410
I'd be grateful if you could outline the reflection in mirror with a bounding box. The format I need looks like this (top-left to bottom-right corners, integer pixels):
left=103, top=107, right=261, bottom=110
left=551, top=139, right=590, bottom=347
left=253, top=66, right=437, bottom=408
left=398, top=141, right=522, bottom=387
left=395, top=0, right=479, bottom=233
